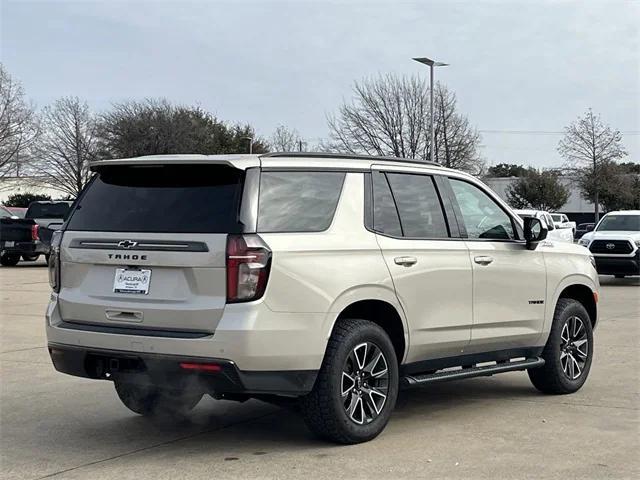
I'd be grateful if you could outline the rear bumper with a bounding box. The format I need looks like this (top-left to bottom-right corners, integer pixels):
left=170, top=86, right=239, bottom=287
left=594, top=253, right=640, bottom=276
left=48, top=342, right=317, bottom=396
left=0, top=240, right=48, bottom=256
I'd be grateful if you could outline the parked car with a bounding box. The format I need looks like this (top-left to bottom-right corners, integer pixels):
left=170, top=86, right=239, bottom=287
left=0, top=200, right=71, bottom=266
left=550, top=213, right=576, bottom=236
left=575, top=223, right=595, bottom=240
left=514, top=209, right=574, bottom=243
left=46, top=153, right=599, bottom=444
left=578, top=210, right=640, bottom=278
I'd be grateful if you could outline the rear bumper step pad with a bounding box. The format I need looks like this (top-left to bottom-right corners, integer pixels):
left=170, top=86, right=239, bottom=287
left=402, top=357, right=545, bottom=387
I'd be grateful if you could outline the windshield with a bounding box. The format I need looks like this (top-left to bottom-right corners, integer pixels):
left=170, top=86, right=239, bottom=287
left=26, top=202, right=71, bottom=219
left=0, top=206, right=14, bottom=218
left=596, top=215, right=640, bottom=232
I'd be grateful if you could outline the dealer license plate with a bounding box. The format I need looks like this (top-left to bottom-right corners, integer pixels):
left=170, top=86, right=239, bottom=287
left=113, top=268, right=151, bottom=294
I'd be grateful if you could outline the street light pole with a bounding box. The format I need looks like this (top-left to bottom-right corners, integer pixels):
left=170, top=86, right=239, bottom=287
left=241, top=136, right=254, bottom=154
left=413, top=57, right=448, bottom=164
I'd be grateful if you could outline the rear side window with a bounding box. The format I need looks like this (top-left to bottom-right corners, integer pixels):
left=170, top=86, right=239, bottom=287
left=66, top=165, right=244, bottom=233
left=385, top=173, right=449, bottom=238
left=372, top=172, right=402, bottom=237
left=26, top=202, right=70, bottom=219
left=257, top=171, right=345, bottom=232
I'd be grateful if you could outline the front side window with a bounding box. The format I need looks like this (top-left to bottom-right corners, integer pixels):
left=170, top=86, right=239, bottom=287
left=257, top=171, right=345, bottom=232
left=385, top=173, right=449, bottom=238
left=449, top=178, right=515, bottom=240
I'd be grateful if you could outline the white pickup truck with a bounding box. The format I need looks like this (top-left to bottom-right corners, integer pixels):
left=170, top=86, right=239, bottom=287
left=514, top=210, right=574, bottom=243
left=551, top=213, right=576, bottom=236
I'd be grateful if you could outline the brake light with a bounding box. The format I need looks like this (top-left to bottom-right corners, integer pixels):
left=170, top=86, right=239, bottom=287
left=179, top=362, right=222, bottom=372
left=31, top=224, right=39, bottom=241
left=48, top=230, right=63, bottom=293
left=226, top=234, right=271, bottom=303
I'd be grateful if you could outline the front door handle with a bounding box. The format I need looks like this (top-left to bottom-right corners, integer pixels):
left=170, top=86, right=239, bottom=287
left=474, top=255, right=494, bottom=266
left=394, top=256, right=418, bottom=267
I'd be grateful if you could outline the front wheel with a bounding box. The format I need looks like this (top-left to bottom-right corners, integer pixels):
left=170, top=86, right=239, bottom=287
left=114, top=381, right=203, bottom=417
left=300, top=318, right=399, bottom=444
left=528, top=298, right=593, bottom=394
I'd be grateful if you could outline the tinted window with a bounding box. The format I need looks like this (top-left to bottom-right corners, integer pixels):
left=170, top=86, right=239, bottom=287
left=66, top=165, right=243, bottom=233
left=372, top=172, right=402, bottom=236
left=26, top=202, right=70, bottom=219
left=596, top=215, right=640, bottom=231
left=385, top=173, right=449, bottom=238
left=450, top=178, right=515, bottom=240
left=257, top=171, right=345, bottom=232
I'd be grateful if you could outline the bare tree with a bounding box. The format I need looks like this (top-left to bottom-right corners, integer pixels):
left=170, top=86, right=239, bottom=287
left=33, top=97, right=97, bottom=197
left=270, top=125, right=304, bottom=152
left=326, top=74, right=483, bottom=173
left=558, top=109, right=627, bottom=221
left=433, top=84, right=483, bottom=174
left=0, top=64, right=37, bottom=179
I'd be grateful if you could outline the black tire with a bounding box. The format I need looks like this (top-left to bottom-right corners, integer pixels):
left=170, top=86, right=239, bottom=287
left=22, top=254, right=40, bottom=261
left=0, top=253, right=20, bottom=267
left=300, top=318, right=399, bottom=444
left=528, top=298, right=593, bottom=394
left=114, top=381, right=203, bottom=417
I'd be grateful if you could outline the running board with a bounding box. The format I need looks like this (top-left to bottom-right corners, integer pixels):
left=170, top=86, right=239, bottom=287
left=402, top=357, right=545, bottom=387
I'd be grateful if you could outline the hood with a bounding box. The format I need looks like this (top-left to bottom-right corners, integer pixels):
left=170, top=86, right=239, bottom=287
left=582, top=230, right=640, bottom=242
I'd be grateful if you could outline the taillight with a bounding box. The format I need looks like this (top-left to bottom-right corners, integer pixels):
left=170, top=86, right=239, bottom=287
left=226, top=234, right=271, bottom=303
left=31, top=224, right=39, bottom=241
left=48, top=230, right=62, bottom=293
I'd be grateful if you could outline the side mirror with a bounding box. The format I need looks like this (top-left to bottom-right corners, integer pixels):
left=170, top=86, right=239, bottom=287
left=524, top=217, right=548, bottom=250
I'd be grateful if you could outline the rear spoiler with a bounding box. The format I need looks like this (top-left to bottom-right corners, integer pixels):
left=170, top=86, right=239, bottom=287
left=90, top=154, right=261, bottom=172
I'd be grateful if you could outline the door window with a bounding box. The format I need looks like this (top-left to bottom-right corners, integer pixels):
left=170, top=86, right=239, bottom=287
left=449, top=178, right=515, bottom=240
left=385, top=173, right=449, bottom=238
left=372, top=172, right=403, bottom=237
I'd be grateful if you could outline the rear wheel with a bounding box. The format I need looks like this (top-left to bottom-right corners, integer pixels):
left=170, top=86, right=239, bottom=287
left=0, top=253, right=20, bottom=267
left=22, top=254, right=39, bottom=261
left=114, top=381, right=203, bottom=417
left=300, top=318, right=399, bottom=444
left=528, top=298, right=593, bottom=394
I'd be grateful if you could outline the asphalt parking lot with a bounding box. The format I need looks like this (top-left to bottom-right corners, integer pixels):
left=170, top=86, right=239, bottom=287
left=1, top=259, right=638, bottom=480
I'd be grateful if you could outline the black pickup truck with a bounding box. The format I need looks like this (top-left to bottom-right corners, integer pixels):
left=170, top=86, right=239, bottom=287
left=0, top=201, right=71, bottom=266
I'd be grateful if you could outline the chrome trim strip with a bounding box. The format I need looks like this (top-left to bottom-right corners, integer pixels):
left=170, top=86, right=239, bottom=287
left=69, top=239, right=209, bottom=252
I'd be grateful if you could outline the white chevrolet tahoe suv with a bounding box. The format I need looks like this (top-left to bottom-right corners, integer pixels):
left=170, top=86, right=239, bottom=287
left=46, top=153, right=599, bottom=444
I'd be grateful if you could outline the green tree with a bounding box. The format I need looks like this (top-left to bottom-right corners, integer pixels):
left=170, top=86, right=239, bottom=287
left=97, top=99, right=268, bottom=158
left=486, top=163, right=532, bottom=177
left=4, top=192, right=51, bottom=207
left=578, top=160, right=640, bottom=212
left=506, top=170, right=570, bottom=211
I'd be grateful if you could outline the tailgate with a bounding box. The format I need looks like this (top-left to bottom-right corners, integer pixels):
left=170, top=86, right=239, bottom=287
left=57, top=163, right=246, bottom=334
left=0, top=218, right=34, bottom=243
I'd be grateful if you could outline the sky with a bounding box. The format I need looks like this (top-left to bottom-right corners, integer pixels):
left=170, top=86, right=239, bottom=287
left=1, top=0, right=638, bottom=168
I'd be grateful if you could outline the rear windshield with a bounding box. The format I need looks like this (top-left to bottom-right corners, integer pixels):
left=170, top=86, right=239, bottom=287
left=66, top=165, right=244, bottom=233
left=26, top=202, right=70, bottom=219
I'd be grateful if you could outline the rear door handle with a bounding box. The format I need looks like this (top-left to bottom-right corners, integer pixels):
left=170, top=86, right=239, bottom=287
left=394, top=256, right=418, bottom=267
left=105, top=310, right=143, bottom=323
left=474, top=256, right=494, bottom=266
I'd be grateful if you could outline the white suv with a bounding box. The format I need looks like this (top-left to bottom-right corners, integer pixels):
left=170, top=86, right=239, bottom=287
left=46, top=153, right=599, bottom=444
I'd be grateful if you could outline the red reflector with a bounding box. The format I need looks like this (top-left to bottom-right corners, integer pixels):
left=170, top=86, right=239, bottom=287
left=179, top=362, right=222, bottom=372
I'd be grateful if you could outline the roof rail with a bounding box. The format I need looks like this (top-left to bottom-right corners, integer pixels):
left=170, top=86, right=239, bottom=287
left=260, top=152, right=441, bottom=167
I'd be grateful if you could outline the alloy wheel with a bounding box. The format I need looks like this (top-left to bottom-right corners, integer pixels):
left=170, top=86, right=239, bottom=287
left=560, top=316, right=589, bottom=380
left=341, top=342, right=389, bottom=425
